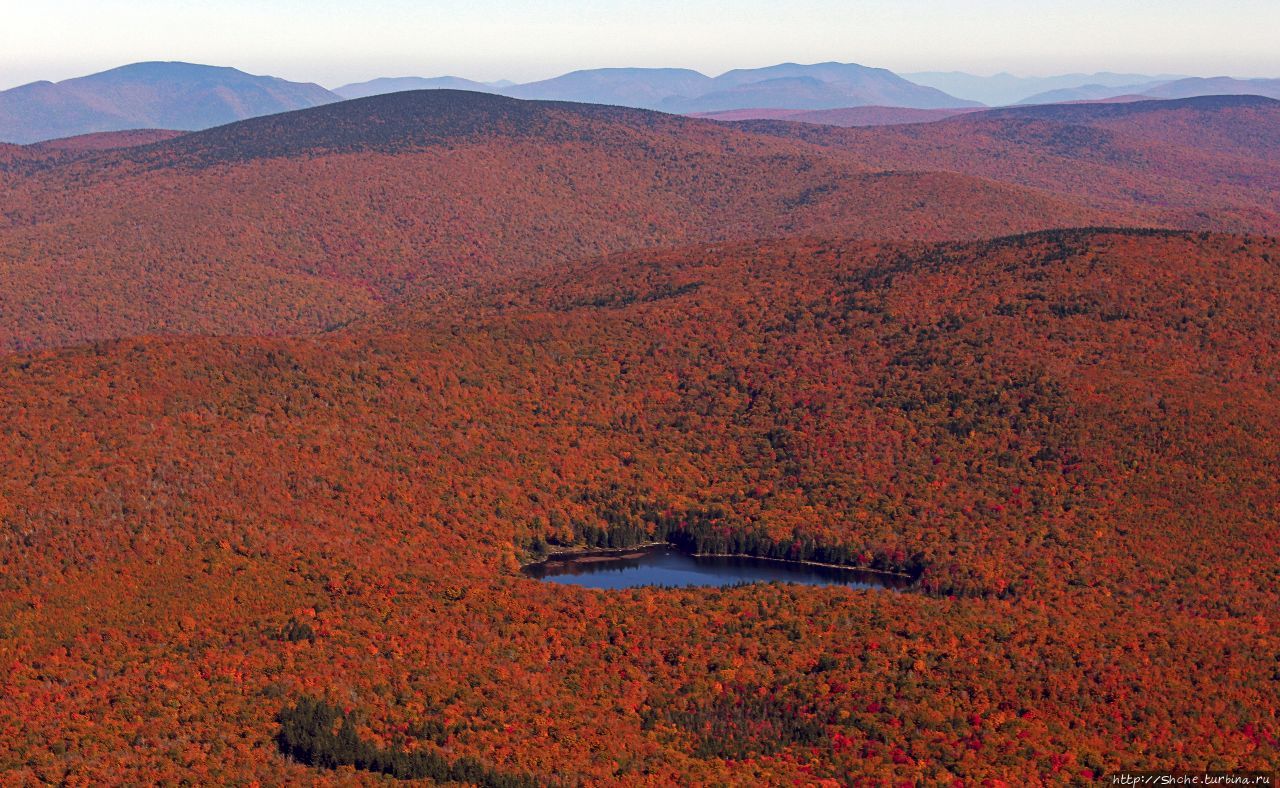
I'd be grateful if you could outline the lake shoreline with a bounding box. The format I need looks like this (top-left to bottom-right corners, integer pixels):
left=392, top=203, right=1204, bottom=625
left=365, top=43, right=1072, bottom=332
left=521, top=542, right=915, bottom=582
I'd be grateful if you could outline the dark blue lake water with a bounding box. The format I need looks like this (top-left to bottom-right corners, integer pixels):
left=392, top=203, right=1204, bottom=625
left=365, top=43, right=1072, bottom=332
left=523, top=546, right=909, bottom=590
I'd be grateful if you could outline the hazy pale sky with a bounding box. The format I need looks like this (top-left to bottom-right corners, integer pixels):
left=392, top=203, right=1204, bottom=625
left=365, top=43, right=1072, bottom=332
left=3, top=0, right=1278, bottom=90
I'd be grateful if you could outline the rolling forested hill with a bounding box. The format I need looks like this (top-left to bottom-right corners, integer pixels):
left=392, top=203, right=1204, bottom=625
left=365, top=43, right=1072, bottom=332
left=1, top=229, right=1277, bottom=783
left=0, top=90, right=1124, bottom=352
left=734, top=95, right=1280, bottom=234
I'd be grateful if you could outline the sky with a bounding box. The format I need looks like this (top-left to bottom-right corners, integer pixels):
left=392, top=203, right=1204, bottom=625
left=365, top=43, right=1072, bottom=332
left=3, top=0, right=1278, bottom=90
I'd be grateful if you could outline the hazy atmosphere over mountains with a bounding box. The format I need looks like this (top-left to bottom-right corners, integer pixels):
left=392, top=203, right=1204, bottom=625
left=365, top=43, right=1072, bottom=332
left=3, top=59, right=1279, bottom=143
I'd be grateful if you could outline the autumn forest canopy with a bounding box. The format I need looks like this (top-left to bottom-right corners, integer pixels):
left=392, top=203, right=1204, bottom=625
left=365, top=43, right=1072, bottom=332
left=0, top=89, right=1277, bottom=784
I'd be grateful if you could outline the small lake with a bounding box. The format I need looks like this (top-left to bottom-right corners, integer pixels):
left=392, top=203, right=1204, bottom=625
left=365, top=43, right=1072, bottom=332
left=523, top=546, right=910, bottom=590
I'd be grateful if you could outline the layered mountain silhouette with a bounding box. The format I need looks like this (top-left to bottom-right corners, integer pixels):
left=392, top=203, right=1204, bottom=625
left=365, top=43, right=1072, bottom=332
left=2, top=61, right=981, bottom=142
left=731, top=95, right=1280, bottom=233
left=905, top=71, right=1186, bottom=105
left=7, top=60, right=1277, bottom=144
left=658, top=62, right=981, bottom=111
left=0, top=62, right=338, bottom=144
left=1142, top=76, right=1280, bottom=100
left=910, top=71, right=1280, bottom=107
left=334, top=75, right=507, bottom=99
left=1019, top=76, right=1280, bottom=105
left=496, top=62, right=978, bottom=111
left=1017, top=83, right=1164, bottom=104
left=446, top=63, right=982, bottom=111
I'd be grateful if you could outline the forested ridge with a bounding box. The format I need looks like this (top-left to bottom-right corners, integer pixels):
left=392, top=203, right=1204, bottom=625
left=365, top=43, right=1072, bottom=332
left=3, top=92, right=1279, bottom=353
left=735, top=95, right=1280, bottom=236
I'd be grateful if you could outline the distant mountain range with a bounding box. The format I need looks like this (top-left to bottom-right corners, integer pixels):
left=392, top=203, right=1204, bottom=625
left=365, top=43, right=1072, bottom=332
left=342, top=66, right=1280, bottom=111
left=1016, top=84, right=1162, bottom=104
left=660, top=62, right=979, bottom=111
left=1, top=61, right=981, bottom=142
left=344, top=63, right=983, bottom=112
left=0, top=62, right=338, bottom=144
left=904, top=71, right=1190, bottom=106
left=3, top=61, right=1278, bottom=143
left=1018, top=76, right=1280, bottom=105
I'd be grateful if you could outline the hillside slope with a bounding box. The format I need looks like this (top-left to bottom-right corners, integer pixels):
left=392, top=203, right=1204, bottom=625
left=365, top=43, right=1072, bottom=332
left=27, top=129, right=186, bottom=152
left=736, top=95, right=1280, bottom=234
left=1, top=229, right=1276, bottom=784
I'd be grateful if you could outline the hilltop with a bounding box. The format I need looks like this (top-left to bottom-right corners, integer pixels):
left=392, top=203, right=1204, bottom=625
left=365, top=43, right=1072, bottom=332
left=1021, top=75, right=1280, bottom=105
